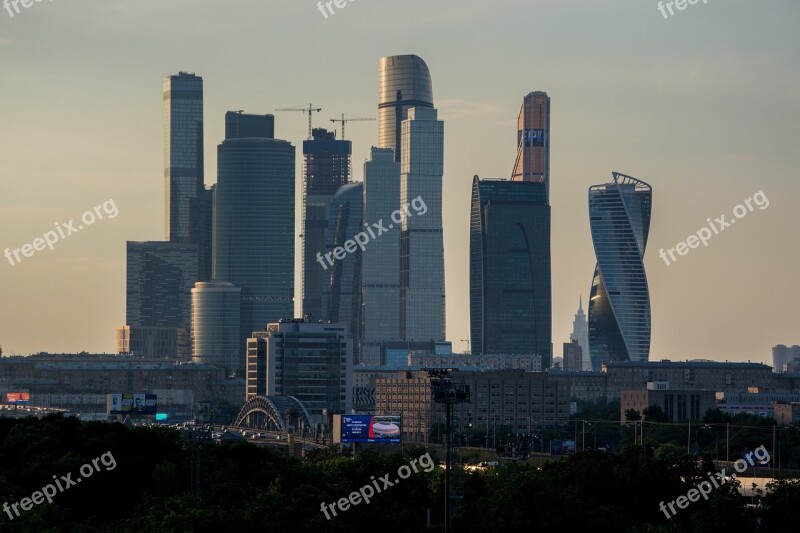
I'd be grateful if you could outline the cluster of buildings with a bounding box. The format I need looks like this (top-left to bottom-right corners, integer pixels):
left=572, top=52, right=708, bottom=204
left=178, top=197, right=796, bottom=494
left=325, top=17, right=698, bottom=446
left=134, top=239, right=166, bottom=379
left=2, top=54, right=796, bottom=440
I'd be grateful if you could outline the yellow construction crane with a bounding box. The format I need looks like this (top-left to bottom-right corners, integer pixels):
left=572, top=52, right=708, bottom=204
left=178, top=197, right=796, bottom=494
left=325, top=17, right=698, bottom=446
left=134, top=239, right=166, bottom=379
left=275, top=103, right=322, bottom=140
left=330, top=114, right=375, bottom=140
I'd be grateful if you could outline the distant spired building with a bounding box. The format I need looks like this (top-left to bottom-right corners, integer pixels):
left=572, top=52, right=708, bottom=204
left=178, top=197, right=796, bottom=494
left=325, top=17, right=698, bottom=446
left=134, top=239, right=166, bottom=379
left=214, top=111, right=295, bottom=366
left=469, top=176, right=551, bottom=367
left=570, top=297, right=590, bottom=370
left=302, top=128, right=351, bottom=321
left=378, top=55, right=434, bottom=163
left=588, top=172, right=652, bottom=370
left=511, top=91, right=551, bottom=202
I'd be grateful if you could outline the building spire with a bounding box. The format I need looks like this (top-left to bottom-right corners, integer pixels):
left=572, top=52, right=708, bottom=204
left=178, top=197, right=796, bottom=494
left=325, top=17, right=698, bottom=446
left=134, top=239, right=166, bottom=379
left=579, top=295, right=583, bottom=312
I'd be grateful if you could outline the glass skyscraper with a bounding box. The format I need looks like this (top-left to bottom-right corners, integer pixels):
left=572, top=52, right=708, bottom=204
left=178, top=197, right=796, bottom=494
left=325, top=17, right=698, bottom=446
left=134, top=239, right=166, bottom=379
left=511, top=91, right=551, bottom=202
left=469, top=177, right=551, bottom=365
left=378, top=55, right=433, bottom=163
left=361, top=147, right=401, bottom=365
left=163, top=72, right=204, bottom=244
left=126, top=241, right=198, bottom=331
left=191, top=281, right=241, bottom=373
left=588, top=172, right=652, bottom=370
left=214, top=112, right=295, bottom=361
left=399, top=107, right=445, bottom=343
left=321, top=182, right=363, bottom=359
left=302, top=128, right=351, bottom=321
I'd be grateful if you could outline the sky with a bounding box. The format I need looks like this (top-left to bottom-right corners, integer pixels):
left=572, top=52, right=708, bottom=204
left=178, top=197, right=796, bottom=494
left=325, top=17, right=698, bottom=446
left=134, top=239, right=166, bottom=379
left=1, top=0, right=798, bottom=365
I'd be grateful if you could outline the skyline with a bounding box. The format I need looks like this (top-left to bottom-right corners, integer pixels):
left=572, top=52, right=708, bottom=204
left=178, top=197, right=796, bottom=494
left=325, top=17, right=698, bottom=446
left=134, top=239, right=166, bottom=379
left=1, top=0, right=798, bottom=363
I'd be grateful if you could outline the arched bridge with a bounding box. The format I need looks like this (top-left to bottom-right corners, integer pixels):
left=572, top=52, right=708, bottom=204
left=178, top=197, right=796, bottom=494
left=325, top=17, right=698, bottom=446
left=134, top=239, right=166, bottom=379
left=232, top=395, right=315, bottom=438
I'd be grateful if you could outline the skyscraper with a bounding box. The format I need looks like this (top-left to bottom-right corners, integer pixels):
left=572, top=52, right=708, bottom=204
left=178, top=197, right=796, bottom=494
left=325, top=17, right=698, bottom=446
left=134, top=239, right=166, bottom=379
left=191, top=281, right=241, bottom=373
left=361, top=147, right=401, bottom=365
left=378, top=55, right=433, bottom=163
left=214, top=112, right=295, bottom=363
left=469, top=177, right=551, bottom=365
left=570, top=297, right=590, bottom=371
left=399, top=107, right=445, bottom=343
left=511, top=91, right=551, bottom=202
left=321, top=182, right=363, bottom=358
left=588, top=172, right=652, bottom=370
left=164, top=72, right=204, bottom=244
left=302, top=128, right=351, bottom=320
left=125, top=241, right=198, bottom=331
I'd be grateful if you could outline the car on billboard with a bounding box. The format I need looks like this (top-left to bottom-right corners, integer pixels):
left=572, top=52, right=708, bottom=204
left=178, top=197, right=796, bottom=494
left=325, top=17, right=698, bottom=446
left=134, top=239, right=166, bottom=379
left=341, top=415, right=401, bottom=443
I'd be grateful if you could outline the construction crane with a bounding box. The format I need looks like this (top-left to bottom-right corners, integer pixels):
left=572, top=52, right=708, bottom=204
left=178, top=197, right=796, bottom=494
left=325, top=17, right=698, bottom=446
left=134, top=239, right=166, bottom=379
left=275, top=103, right=322, bottom=139
left=330, top=114, right=375, bottom=140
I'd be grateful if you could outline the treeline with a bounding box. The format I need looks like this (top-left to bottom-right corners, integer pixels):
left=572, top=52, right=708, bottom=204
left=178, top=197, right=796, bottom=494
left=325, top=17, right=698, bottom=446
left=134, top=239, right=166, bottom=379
left=0, top=415, right=798, bottom=532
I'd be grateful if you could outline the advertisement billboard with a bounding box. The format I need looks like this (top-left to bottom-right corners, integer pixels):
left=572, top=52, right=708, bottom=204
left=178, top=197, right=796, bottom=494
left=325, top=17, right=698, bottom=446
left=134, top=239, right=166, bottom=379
left=341, top=415, right=401, bottom=443
left=107, top=393, right=157, bottom=415
left=5, top=392, right=30, bottom=404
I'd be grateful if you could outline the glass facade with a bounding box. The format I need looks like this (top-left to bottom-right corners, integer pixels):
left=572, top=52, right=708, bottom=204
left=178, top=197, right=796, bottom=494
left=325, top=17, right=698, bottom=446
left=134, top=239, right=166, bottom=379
left=163, top=72, right=204, bottom=243
left=469, top=177, right=551, bottom=366
left=302, top=128, right=352, bottom=320
left=378, top=55, right=434, bottom=162
left=361, top=147, right=401, bottom=365
left=191, top=281, right=241, bottom=372
left=511, top=92, right=551, bottom=201
left=214, top=122, right=295, bottom=359
left=126, top=241, right=198, bottom=331
left=399, top=107, right=445, bottom=343
left=321, top=182, right=363, bottom=360
left=588, top=172, right=652, bottom=370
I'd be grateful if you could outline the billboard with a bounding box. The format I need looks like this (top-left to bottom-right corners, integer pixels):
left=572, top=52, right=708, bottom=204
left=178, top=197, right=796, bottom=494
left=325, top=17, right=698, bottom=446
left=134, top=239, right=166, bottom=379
left=5, top=392, right=30, bottom=404
left=341, top=415, right=401, bottom=443
left=107, top=393, right=157, bottom=415
left=550, top=439, right=576, bottom=456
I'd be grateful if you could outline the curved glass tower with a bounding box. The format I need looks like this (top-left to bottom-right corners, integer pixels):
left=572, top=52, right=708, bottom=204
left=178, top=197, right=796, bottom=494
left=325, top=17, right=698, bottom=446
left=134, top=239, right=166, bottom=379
left=378, top=55, right=433, bottom=162
left=191, top=281, right=241, bottom=372
left=469, top=176, right=551, bottom=365
left=588, top=172, right=652, bottom=370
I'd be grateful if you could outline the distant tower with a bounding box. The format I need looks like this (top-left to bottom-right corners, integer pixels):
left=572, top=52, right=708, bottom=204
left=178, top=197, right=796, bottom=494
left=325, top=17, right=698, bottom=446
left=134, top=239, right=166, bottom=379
left=570, top=297, right=590, bottom=371
left=399, top=107, right=445, bottom=344
left=378, top=55, right=434, bottom=163
left=588, top=172, right=652, bottom=370
left=511, top=91, right=551, bottom=202
left=214, top=112, right=295, bottom=365
left=191, top=282, right=241, bottom=373
left=302, top=128, right=351, bottom=321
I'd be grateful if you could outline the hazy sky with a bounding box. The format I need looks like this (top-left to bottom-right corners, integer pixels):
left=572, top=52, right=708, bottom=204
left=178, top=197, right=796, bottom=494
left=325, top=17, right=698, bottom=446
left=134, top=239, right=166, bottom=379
left=1, top=0, right=798, bottom=365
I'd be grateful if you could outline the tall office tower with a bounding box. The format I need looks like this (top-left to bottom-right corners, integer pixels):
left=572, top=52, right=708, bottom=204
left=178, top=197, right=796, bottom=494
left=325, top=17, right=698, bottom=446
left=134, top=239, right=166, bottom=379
left=164, top=72, right=204, bottom=243
left=302, top=128, right=352, bottom=320
left=225, top=111, right=274, bottom=139
left=215, top=112, right=295, bottom=362
left=399, top=107, right=445, bottom=343
left=570, top=297, right=590, bottom=370
left=378, top=55, right=434, bottom=163
left=189, top=185, right=214, bottom=281
left=771, top=344, right=800, bottom=373
left=469, top=176, right=551, bottom=365
left=588, top=172, right=652, bottom=370
left=124, top=241, right=198, bottom=358
left=321, top=182, right=363, bottom=360
left=247, top=318, right=353, bottom=423
left=361, top=147, right=401, bottom=365
left=191, top=281, right=241, bottom=373
left=511, top=92, right=551, bottom=202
